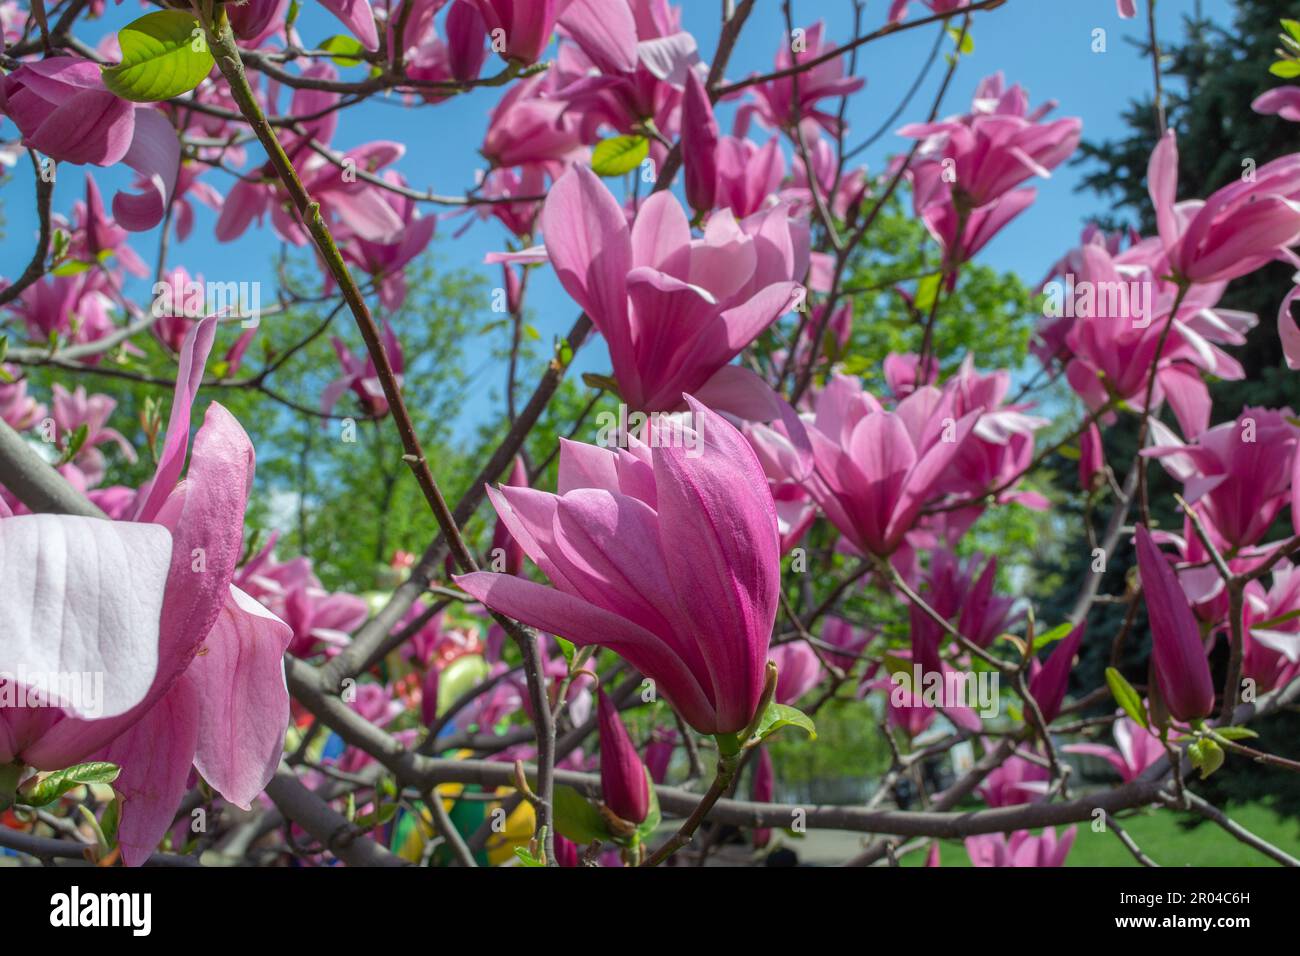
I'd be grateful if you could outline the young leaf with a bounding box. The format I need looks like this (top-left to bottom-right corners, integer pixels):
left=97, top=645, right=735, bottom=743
left=1210, top=726, right=1259, bottom=742
left=1031, top=621, right=1073, bottom=652
left=552, top=784, right=612, bottom=845
left=753, top=702, right=817, bottom=743
left=1104, top=667, right=1148, bottom=729
left=513, top=846, right=546, bottom=867
left=321, top=34, right=365, bottom=67
left=633, top=769, right=661, bottom=845
left=1188, top=737, right=1224, bottom=779
left=592, top=135, right=649, bottom=177
left=102, top=11, right=215, bottom=103
left=18, top=761, right=120, bottom=807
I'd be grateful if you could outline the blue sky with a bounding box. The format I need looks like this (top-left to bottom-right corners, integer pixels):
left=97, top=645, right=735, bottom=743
left=3, top=0, right=1234, bottom=439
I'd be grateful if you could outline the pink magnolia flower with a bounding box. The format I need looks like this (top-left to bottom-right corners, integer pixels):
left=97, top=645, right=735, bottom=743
left=404, top=1, right=488, bottom=95
left=681, top=70, right=719, bottom=215
left=966, top=826, right=1076, bottom=867
left=554, top=0, right=699, bottom=157
left=821, top=616, right=868, bottom=672
left=321, top=322, right=405, bottom=419
left=68, top=176, right=148, bottom=278
left=1053, top=243, right=1250, bottom=439
left=0, top=58, right=179, bottom=231
left=931, top=355, right=1049, bottom=526
left=597, top=691, right=650, bottom=824
left=742, top=411, right=817, bottom=555
left=0, top=369, right=46, bottom=431
left=644, top=727, right=677, bottom=784
left=1242, top=561, right=1300, bottom=693
left=51, top=383, right=137, bottom=489
left=1134, top=524, right=1216, bottom=723
left=883, top=352, right=938, bottom=400
left=228, top=0, right=287, bottom=44
left=1027, top=623, right=1085, bottom=724
left=715, top=135, right=787, bottom=218
left=867, top=655, right=981, bottom=737
left=9, top=271, right=116, bottom=348
left=742, top=22, right=864, bottom=135
left=1064, top=716, right=1164, bottom=783
left=1276, top=282, right=1300, bottom=370
left=889, top=0, right=969, bottom=24
left=481, top=73, right=586, bottom=171
left=770, top=642, right=824, bottom=705
left=1, top=319, right=293, bottom=865
left=472, top=164, right=548, bottom=238
left=1079, top=422, right=1105, bottom=490
left=1144, top=407, right=1299, bottom=551
left=237, top=544, right=369, bottom=659
left=803, top=373, right=978, bottom=556
left=978, top=752, right=1050, bottom=807
left=541, top=164, right=805, bottom=413
left=455, top=398, right=780, bottom=736
left=790, top=129, right=870, bottom=221
left=1252, top=86, right=1300, bottom=122
left=473, top=0, right=560, bottom=65
left=904, top=73, right=1079, bottom=264
left=336, top=171, right=437, bottom=312
left=489, top=455, right=528, bottom=574
left=906, top=549, right=1018, bottom=672
left=151, top=267, right=205, bottom=354
left=320, top=0, right=380, bottom=51
left=1148, top=130, right=1300, bottom=284
left=170, top=162, right=224, bottom=242
left=903, top=73, right=1080, bottom=210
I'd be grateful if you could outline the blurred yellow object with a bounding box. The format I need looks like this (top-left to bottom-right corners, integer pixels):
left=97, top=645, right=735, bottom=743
left=391, top=751, right=535, bottom=866
left=485, top=792, right=535, bottom=866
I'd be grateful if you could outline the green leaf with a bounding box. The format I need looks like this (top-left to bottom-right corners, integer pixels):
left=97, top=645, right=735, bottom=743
left=581, top=371, right=619, bottom=393
left=100, top=794, right=122, bottom=847
left=633, top=769, right=661, bottom=844
left=51, top=259, right=94, bottom=277
left=1269, top=60, right=1300, bottom=78
left=552, top=784, right=612, bottom=845
left=1104, top=667, right=1148, bottom=730
left=753, top=701, right=817, bottom=743
left=77, top=804, right=111, bottom=855
left=946, top=26, right=974, bottom=54
left=513, top=845, right=546, bottom=866
left=556, top=635, right=576, bottom=667
left=101, top=11, right=215, bottom=103
left=353, top=802, right=398, bottom=830
left=57, top=424, right=89, bottom=466
left=18, top=762, right=120, bottom=807
left=321, top=34, right=365, bottom=68
left=913, top=273, right=942, bottom=313
left=1188, top=737, right=1224, bottom=779
left=1211, top=726, right=1259, bottom=742
left=591, top=135, right=649, bottom=177
left=1031, top=621, right=1073, bottom=652
left=1282, top=18, right=1300, bottom=42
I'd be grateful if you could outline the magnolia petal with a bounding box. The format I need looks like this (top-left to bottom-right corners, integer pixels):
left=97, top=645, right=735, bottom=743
left=191, top=586, right=293, bottom=810
left=0, top=515, right=171, bottom=719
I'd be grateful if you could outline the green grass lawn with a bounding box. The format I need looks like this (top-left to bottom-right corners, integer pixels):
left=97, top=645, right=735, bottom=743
left=906, top=802, right=1300, bottom=867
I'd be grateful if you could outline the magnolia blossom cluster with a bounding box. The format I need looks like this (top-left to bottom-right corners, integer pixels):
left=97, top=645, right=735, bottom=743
left=1, top=0, right=1299, bottom=871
